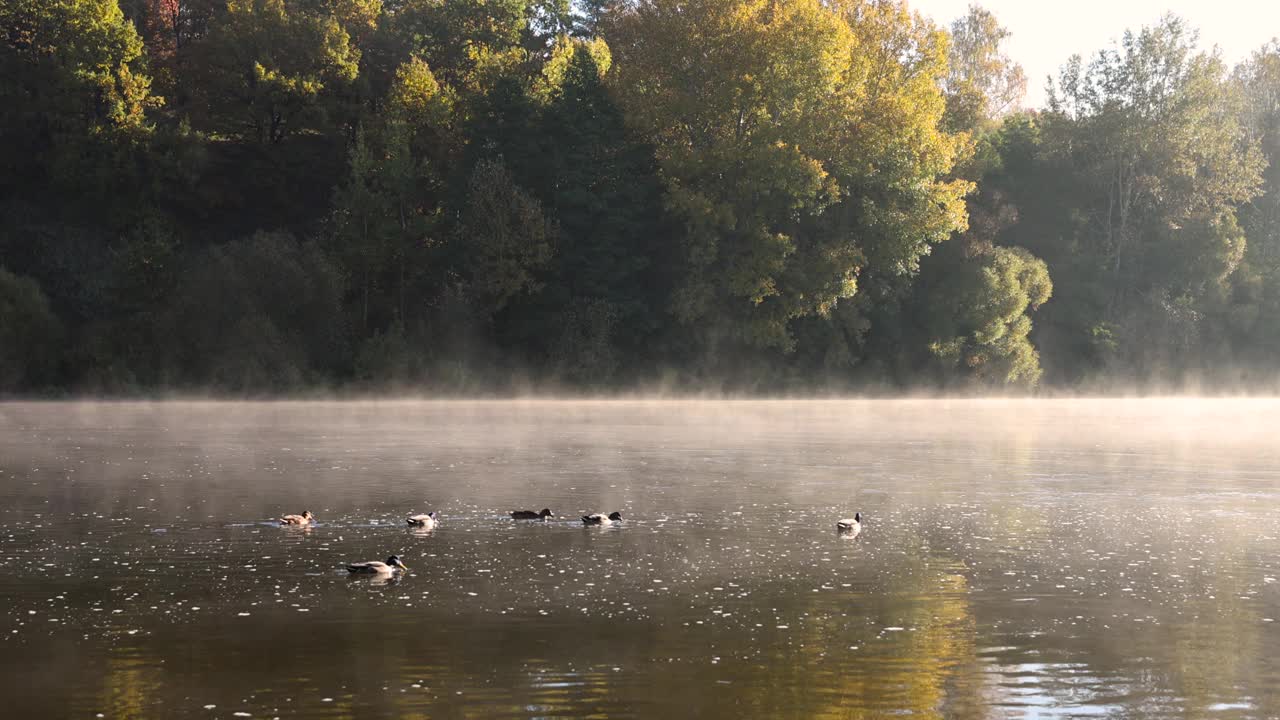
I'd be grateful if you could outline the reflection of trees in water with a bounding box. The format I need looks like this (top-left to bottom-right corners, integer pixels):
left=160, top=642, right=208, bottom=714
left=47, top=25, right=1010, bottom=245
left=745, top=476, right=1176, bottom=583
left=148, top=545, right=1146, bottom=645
left=53, top=553, right=1280, bottom=718
left=789, top=572, right=982, bottom=719
left=627, top=562, right=985, bottom=718
left=1169, top=590, right=1267, bottom=716
left=963, top=503, right=1280, bottom=717
left=80, top=509, right=1279, bottom=718
left=102, top=564, right=981, bottom=717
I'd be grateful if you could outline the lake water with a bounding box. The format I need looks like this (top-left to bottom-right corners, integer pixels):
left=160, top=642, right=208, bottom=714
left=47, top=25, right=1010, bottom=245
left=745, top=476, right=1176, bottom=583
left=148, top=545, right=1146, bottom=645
left=2, top=399, right=1279, bottom=718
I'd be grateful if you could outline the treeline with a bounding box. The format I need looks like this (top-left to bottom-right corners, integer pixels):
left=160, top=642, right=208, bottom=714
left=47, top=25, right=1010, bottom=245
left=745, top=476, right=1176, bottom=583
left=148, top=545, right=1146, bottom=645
left=1, top=0, right=1278, bottom=394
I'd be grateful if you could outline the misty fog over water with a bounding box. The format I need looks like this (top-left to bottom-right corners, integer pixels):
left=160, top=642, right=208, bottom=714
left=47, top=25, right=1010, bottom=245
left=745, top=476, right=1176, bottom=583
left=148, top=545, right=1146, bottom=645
left=1, top=399, right=1278, bottom=718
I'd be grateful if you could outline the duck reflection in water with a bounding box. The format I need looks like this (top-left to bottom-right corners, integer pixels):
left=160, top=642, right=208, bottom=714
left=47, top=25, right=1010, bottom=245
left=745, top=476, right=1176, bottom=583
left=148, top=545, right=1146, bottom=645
left=356, top=573, right=404, bottom=587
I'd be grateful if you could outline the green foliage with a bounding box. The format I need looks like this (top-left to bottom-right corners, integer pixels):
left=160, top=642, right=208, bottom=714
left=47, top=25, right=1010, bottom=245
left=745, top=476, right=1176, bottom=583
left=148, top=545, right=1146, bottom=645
left=110, top=215, right=180, bottom=313
left=194, top=0, right=359, bottom=143
left=898, top=10, right=1049, bottom=390
left=387, top=55, right=454, bottom=136
left=390, top=0, right=532, bottom=87
left=456, top=158, right=554, bottom=315
left=535, top=34, right=610, bottom=100
left=353, top=326, right=416, bottom=382
left=168, top=231, right=347, bottom=390
left=330, top=0, right=382, bottom=42
left=997, top=16, right=1266, bottom=383
left=944, top=4, right=1026, bottom=131
left=922, top=246, right=1052, bottom=386
left=0, top=268, right=64, bottom=392
left=8, top=0, right=1280, bottom=393
left=0, top=0, right=160, bottom=207
left=1219, top=42, right=1280, bottom=369
left=548, top=298, right=620, bottom=385
left=529, top=42, right=667, bottom=352
left=608, top=0, right=971, bottom=357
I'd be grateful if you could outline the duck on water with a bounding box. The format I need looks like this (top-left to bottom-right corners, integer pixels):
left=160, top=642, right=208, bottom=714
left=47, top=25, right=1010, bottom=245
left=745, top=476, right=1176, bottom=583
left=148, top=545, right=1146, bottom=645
left=582, top=511, right=622, bottom=526
left=511, top=508, right=553, bottom=520
left=837, top=513, right=862, bottom=534
left=279, top=510, right=314, bottom=526
left=347, top=555, right=410, bottom=575
left=406, top=511, right=438, bottom=529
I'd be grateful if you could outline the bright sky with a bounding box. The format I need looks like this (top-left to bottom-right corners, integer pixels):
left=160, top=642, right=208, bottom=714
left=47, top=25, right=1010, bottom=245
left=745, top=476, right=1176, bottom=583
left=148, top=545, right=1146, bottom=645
left=909, top=0, right=1280, bottom=107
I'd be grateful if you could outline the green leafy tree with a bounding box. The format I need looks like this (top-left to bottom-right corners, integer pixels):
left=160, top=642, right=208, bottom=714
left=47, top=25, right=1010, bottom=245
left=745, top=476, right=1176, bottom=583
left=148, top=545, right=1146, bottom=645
left=120, top=0, right=222, bottom=105
left=943, top=4, right=1027, bottom=133
left=89, top=215, right=182, bottom=385
left=194, top=0, right=359, bottom=144
left=332, top=126, right=396, bottom=333
left=1215, top=42, right=1280, bottom=374
left=607, top=0, right=971, bottom=366
left=167, top=231, right=348, bottom=390
left=332, top=56, right=447, bottom=336
left=538, top=44, right=661, bottom=305
left=386, top=55, right=455, bottom=164
left=389, top=0, right=532, bottom=88
left=11, top=0, right=1280, bottom=394
left=0, top=269, right=64, bottom=392
left=919, top=245, right=1052, bottom=386
left=455, top=158, right=554, bottom=316
left=891, top=4, right=1050, bottom=389
left=515, top=41, right=669, bottom=379
left=0, top=0, right=160, bottom=202
left=1027, top=15, right=1264, bottom=380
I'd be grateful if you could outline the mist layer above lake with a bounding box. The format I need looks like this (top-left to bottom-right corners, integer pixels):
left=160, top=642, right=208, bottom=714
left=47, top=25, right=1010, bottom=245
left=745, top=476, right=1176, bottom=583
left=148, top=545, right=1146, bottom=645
left=1, top=399, right=1278, bottom=718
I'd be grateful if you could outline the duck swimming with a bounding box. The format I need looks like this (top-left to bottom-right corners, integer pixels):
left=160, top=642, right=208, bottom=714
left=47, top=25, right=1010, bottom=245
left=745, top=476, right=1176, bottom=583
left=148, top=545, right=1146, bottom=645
left=406, top=511, right=438, bottom=529
left=582, top=511, right=622, bottom=526
left=836, top=512, right=862, bottom=534
left=347, top=555, right=409, bottom=574
left=279, top=510, right=314, bottom=526
left=511, top=508, right=553, bottom=520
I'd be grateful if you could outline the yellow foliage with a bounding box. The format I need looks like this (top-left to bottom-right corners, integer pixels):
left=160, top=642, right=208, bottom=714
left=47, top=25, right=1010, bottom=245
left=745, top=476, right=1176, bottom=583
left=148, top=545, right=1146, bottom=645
left=537, top=35, right=613, bottom=101
left=606, top=0, right=971, bottom=348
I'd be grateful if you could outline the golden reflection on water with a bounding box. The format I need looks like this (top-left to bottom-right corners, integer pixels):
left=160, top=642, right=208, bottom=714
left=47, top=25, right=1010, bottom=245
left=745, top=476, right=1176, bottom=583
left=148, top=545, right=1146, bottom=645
left=100, top=648, right=161, bottom=720
left=794, top=572, right=980, bottom=720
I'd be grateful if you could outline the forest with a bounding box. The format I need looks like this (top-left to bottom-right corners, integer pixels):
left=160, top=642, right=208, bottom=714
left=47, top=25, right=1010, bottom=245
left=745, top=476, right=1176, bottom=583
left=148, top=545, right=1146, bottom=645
left=2, top=0, right=1279, bottom=394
